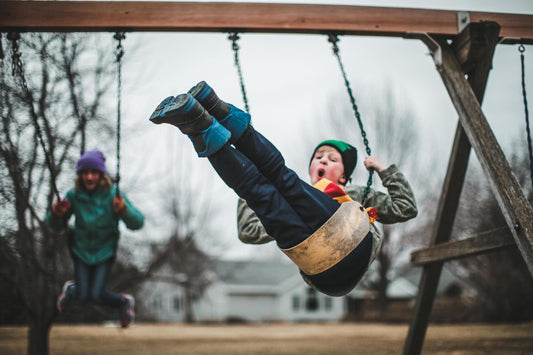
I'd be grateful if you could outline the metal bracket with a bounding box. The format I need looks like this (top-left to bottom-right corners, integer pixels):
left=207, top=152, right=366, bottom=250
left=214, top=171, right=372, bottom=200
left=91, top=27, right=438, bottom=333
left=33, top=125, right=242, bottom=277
left=499, top=37, right=523, bottom=45
left=406, top=32, right=442, bottom=68
left=457, top=11, right=470, bottom=33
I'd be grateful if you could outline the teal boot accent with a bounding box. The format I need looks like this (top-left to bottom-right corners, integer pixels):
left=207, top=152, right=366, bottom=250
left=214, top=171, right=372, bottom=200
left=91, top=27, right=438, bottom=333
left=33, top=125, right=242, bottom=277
left=191, top=119, right=231, bottom=157
left=220, top=104, right=251, bottom=143
left=149, top=93, right=230, bottom=157
left=189, top=81, right=251, bottom=143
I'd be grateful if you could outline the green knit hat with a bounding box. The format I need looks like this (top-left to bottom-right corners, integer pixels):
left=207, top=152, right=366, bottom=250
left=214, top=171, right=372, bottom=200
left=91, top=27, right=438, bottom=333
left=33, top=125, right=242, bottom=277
left=310, top=140, right=358, bottom=181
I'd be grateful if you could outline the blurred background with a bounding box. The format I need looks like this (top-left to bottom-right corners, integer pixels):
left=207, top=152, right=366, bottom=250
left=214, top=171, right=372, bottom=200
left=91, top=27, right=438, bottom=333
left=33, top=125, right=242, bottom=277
left=1, top=0, right=532, bottom=353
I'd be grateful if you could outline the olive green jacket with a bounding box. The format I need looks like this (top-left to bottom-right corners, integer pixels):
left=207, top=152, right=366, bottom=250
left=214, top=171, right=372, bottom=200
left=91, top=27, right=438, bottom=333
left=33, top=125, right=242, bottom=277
left=46, top=186, right=144, bottom=265
left=237, top=165, right=417, bottom=263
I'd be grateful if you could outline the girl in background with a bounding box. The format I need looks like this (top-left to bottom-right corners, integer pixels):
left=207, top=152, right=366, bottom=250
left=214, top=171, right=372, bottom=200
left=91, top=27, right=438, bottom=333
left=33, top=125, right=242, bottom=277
left=47, top=150, right=144, bottom=328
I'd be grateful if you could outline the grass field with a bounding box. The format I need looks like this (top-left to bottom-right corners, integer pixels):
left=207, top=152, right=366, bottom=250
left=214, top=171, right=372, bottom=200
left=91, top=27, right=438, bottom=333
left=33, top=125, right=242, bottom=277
left=1, top=322, right=532, bottom=355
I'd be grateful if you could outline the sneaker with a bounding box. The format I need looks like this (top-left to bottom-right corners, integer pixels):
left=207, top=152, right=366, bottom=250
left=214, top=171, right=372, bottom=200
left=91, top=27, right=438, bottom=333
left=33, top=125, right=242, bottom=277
left=57, top=280, right=74, bottom=313
left=120, top=294, right=135, bottom=328
left=189, top=81, right=251, bottom=143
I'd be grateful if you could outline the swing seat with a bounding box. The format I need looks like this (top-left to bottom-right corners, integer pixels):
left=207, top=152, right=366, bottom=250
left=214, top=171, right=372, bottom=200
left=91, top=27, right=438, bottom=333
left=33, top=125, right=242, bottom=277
left=281, top=201, right=370, bottom=275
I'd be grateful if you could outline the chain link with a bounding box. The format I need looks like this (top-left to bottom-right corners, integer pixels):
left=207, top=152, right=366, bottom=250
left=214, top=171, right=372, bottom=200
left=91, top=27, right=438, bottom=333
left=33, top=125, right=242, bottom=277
left=0, top=33, right=4, bottom=60
left=519, top=44, right=533, bottom=191
left=114, top=32, right=125, bottom=196
left=328, top=34, right=373, bottom=204
left=8, top=32, right=61, bottom=201
left=228, top=32, right=250, bottom=113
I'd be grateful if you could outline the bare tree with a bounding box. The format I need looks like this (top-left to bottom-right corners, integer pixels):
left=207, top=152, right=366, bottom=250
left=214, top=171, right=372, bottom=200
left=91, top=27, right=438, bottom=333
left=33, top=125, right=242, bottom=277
left=147, top=233, right=213, bottom=323
left=450, top=147, right=533, bottom=322
left=141, top=138, right=220, bottom=323
left=359, top=87, right=424, bottom=314
left=0, top=33, right=116, bottom=355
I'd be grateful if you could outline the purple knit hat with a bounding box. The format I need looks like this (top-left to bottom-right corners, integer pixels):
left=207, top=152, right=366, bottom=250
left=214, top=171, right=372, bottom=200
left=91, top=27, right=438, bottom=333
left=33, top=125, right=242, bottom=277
left=76, top=150, right=108, bottom=174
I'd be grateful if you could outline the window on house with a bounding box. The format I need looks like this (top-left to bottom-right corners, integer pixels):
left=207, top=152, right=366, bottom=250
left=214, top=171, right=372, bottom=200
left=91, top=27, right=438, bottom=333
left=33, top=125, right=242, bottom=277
left=173, top=296, right=181, bottom=313
left=305, top=288, right=319, bottom=312
left=153, top=295, right=162, bottom=310
left=324, top=297, right=333, bottom=311
left=292, top=295, right=300, bottom=311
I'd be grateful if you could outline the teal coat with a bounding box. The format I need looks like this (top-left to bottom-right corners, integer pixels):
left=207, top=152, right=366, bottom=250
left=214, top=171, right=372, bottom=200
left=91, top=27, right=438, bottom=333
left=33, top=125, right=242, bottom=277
left=46, top=186, right=144, bottom=265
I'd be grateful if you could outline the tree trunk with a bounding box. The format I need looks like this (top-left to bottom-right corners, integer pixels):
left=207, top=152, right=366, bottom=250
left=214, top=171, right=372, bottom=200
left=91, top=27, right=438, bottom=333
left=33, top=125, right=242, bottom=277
left=376, top=225, right=392, bottom=315
left=28, top=319, right=51, bottom=355
left=183, top=286, right=195, bottom=323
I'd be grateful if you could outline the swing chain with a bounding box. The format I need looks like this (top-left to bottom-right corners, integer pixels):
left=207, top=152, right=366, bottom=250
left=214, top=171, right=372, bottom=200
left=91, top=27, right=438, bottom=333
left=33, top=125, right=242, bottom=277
left=7, top=32, right=23, bottom=77
left=327, top=34, right=374, bottom=204
left=519, top=44, right=533, bottom=191
left=114, top=32, right=125, bottom=62
left=114, top=32, right=125, bottom=196
left=228, top=32, right=250, bottom=113
left=0, top=33, right=4, bottom=60
left=7, top=32, right=61, bottom=201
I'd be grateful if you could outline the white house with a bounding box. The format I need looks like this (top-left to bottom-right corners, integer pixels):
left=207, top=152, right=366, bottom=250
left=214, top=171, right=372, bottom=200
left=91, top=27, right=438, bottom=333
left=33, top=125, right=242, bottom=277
left=139, top=259, right=348, bottom=323
left=138, top=259, right=420, bottom=323
left=193, top=260, right=346, bottom=323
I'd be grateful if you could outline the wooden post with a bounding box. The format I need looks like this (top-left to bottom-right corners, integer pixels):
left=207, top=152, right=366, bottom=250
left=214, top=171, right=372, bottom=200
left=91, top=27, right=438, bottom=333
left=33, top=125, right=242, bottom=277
left=403, top=22, right=500, bottom=355
left=436, top=37, right=533, bottom=273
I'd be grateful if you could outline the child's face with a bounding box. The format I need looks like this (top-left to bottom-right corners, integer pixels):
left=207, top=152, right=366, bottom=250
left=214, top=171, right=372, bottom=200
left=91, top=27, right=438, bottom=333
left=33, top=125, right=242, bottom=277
left=80, top=169, right=101, bottom=191
left=309, top=146, right=346, bottom=186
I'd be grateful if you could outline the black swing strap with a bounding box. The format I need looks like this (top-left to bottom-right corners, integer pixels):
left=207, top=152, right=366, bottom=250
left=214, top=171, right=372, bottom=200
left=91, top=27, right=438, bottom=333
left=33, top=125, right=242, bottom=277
left=328, top=34, right=374, bottom=204
left=8, top=32, right=61, bottom=201
left=228, top=32, right=250, bottom=114
left=519, top=44, right=533, bottom=191
left=114, top=32, right=125, bottom=197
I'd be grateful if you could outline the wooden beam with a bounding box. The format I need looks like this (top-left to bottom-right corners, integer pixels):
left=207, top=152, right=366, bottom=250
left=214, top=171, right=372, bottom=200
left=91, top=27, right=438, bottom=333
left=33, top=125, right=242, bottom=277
left=0, top=1, right=532, bottom=43
left=411, top=227, right=515, bottom=265
left=403, top=25, right=498, bottom=355
left=451, top=22, right=501, bottom=75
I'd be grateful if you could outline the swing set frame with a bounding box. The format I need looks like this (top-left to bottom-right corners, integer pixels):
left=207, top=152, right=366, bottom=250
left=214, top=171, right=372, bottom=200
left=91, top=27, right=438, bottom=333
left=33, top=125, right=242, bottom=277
left=2, top=2, right=533, bottom=355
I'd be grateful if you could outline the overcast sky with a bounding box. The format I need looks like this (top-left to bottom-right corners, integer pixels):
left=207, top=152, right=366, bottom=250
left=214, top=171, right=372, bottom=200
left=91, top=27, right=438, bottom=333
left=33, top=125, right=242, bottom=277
left=110, top=0, right=533, bottom=260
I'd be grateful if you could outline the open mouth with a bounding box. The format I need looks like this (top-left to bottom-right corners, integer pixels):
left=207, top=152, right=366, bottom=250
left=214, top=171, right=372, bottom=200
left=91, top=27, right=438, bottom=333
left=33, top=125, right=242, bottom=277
left=318, top=169, right=325, bottom=178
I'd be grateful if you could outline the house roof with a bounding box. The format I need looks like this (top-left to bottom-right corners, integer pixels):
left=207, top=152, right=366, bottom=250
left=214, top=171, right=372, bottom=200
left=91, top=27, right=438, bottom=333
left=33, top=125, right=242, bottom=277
left=212, top=259, right=425, bottom=299
left=214, top=259, right=300, bottom=286
left=400, top=265, right=468, bottom=295
left=387, top=277, right=418, bottom=298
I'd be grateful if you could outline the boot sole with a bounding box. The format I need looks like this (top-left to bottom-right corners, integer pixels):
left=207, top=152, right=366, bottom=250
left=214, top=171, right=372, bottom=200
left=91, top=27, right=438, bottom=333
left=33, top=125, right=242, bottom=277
left=149, top=96, right=175, bottom=124
left=188, top=80, right=211, bottom=101
left=151, top=94, right=211, bottom=132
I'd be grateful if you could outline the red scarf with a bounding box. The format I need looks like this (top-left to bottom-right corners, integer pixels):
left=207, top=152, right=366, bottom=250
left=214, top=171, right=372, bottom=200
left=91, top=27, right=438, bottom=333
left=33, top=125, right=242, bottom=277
left=313, top=178, right=353, bottom=204
left=313, top=178, right=379, bottom=223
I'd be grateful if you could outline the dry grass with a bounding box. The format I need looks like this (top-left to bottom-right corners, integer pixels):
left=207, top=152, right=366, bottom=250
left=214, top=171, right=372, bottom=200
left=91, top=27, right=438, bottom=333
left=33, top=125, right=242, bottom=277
left=1, top=322, right=532, bottom=355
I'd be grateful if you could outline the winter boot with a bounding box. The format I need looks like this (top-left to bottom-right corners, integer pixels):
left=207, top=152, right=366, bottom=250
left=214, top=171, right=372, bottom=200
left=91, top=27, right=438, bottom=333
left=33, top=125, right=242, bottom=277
left=120, top=294, right=135, bottom=328
left=149, top=93, right=230, bottom=157
left=57, top=280, right=74, bottom=313
left=188, top=81, right=251, bottom=143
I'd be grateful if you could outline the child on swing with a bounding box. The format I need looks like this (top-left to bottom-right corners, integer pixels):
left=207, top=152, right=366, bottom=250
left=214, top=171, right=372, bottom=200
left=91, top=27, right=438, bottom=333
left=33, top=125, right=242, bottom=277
left=149, top=81, right=417, bottom=296
left=46, top=150, right=144, bottom=327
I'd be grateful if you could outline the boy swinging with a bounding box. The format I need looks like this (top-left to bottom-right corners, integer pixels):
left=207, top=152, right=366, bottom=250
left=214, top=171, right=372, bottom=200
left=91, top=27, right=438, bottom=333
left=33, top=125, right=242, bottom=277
left=149, top=81, right=417, bottom=296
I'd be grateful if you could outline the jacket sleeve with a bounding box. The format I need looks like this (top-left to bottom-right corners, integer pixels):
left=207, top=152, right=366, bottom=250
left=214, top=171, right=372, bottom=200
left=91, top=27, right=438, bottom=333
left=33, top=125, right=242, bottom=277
left=348, top=165, right=418, bottom=224
left=120, top=193, right=144, bottom=230
left=237, top=198, right=274, bottom=244
left=45, top=191, right=74, bottom=231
